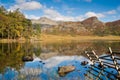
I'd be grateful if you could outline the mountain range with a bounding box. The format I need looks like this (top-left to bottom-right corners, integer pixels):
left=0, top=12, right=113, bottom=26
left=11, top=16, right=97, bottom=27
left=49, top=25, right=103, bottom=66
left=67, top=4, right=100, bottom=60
left=31, top=17, right=120, bottom=36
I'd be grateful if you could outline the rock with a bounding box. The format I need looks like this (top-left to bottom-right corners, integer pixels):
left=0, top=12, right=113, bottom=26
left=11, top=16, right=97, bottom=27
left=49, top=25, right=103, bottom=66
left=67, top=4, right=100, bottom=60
left=81, top=61, right=88, bottom=66
left=58, top=65, right=75, bottom=77
left=98, top=63, right=104, bottom=68
left=22, top=56, right=33, bottom=62
left=39, top=61, right=42, bottom=63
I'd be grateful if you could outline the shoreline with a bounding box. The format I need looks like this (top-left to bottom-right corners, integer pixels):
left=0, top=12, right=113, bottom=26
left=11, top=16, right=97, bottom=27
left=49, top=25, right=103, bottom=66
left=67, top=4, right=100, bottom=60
left=1, top=34, right=120, bottom=43
left=40, top=34, right=120, bottom=43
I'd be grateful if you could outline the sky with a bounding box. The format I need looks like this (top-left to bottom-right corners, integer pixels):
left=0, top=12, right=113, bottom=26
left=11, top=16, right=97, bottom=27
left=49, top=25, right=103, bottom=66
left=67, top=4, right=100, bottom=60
left=0, top=0, right=120, bottom=22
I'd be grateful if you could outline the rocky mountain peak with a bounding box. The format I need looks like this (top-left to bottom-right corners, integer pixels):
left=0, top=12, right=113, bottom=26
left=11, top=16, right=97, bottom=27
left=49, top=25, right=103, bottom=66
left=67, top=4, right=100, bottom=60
left=38, top=17, right=51, bottom=21
left=32, top=17, right=58, bottom=25
left=81, top=16, right=104, bottom=28
left=82, top=16, right=99, bottom=24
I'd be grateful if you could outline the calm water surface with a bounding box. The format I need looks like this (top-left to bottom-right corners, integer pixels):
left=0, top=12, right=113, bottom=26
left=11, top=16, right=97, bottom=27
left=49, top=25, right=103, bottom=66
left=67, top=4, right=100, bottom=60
left=0, top=40, right=120, bottom=80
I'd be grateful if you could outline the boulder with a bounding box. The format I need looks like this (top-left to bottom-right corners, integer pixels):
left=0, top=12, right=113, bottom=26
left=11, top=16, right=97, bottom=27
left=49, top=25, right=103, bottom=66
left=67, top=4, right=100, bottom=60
left=81, top=61, right=88, bottom=66
left=22, top=56, right=33, bottom=62
left=58, top=65, right=75, bottom=77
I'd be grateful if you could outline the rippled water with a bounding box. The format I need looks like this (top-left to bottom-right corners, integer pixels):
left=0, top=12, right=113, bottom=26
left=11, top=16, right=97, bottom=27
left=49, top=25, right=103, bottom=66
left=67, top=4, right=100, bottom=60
left=0, top=40, right=120, bottom=80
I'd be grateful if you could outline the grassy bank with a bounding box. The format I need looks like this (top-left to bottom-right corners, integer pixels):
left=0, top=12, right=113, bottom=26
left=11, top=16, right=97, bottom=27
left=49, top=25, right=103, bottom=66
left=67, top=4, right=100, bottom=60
left=40, top=34, right=120, bottom=43
left=1, top=34, right=120, bottom=43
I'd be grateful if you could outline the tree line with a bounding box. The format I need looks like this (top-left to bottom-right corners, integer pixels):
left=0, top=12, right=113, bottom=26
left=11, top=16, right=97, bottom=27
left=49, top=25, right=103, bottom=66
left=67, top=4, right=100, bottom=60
left=0, top=6, right=41, bottom=39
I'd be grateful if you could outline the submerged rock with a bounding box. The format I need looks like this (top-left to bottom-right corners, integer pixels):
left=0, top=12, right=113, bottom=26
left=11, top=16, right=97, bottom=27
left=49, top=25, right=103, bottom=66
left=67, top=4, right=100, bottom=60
left=98, top=63, right=104, bottom=68
left=81, top=61, right=88, bottom=66
left=58, top=65, right=75, bottom=77
left=22, top=56, right=33, bottom=62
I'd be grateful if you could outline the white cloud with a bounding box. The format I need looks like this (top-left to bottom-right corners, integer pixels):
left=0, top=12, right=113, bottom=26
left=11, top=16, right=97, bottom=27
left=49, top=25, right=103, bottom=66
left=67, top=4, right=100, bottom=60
left=85, top=11, right=105, bottom=18
left=25, top=14, right=40, bottom=19
left=24, top=7, right=106, bottom=21
left=75, top=16, right=86, bottom=21
left=42, top=8, right=106, bottom=21
left=43, top=8, right=74, bottom=21
left=62, top=5, right=76, bottom=15
left=106, top=10, right=117, bottom=14
left=10, top=0, right=42, bottom=10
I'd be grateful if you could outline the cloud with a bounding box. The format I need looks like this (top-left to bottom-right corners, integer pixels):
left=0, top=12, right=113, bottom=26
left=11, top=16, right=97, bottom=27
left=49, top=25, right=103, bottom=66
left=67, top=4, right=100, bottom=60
left=43, top=8, right=77, bottom=21
left=106, top=10, right=117, bottom=14
left=75, top=16, right=86, bottom=21
left=24, top=6, right=106, bottom=21
left=25, top=14, right=40, bottom=19
left=10, top=0, right=42, bottom=10
left=42, top=8, right=106, bottom=21
left=62, top=5, right=76, bottom=15
left=85, top=11, right=105, bottom=18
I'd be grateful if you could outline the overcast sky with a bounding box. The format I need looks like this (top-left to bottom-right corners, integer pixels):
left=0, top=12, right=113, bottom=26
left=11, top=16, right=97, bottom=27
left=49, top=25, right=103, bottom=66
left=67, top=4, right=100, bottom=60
left=0, top=0, right=120, bottom=22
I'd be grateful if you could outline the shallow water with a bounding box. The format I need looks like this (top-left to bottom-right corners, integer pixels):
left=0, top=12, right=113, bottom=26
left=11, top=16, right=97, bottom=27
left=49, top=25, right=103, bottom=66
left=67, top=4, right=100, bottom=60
left=0, top=40, right=120, bottom=80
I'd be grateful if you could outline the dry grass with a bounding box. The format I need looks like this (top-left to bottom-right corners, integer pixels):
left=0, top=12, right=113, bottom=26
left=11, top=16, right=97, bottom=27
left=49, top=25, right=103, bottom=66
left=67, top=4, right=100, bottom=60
left=40, top=34, right=120, bottom=43
left=1, top=34, right=120, bottom=43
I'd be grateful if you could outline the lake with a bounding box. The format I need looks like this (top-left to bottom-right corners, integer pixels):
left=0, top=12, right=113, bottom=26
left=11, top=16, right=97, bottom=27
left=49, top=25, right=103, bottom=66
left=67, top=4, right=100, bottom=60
left=0, top=40, right=120, bottom=80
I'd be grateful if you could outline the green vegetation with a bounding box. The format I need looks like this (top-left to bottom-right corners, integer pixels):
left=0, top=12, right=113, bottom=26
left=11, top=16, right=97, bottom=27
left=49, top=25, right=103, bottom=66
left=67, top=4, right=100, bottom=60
left=94, top=26, right=120, bottom=36
left=0, top=6, right=41, bottom=39
left=104, top=26, right=120, bottom=36
left=32, top=23, right=41, bottom=36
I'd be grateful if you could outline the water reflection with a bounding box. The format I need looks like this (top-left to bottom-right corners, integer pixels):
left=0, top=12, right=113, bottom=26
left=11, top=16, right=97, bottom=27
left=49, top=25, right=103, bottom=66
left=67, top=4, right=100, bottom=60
left=40, top=40, right=120, bottom=59
left=0, top=40, right=120, bottom=79
left=0, top=42, right=41, bottom=73
left=0, top=56, right=91, bottom=80
left=0, top=55, right=119, bottom=80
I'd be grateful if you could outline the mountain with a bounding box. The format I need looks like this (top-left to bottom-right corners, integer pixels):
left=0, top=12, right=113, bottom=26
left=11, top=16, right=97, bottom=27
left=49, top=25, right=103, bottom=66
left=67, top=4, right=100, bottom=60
left=81, top=16, right=104, bottom=28
left=105, top=20, right=120, bottom=35
left=106, top=20, right=120, bottom=27
left=31, top=17, right=58, bottom=25
left=31, top=17, right=120, bottom=36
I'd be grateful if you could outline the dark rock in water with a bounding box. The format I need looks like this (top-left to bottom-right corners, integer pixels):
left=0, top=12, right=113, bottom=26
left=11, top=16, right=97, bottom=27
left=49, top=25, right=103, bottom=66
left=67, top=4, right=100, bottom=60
left=39, top=61, right=45, bottom=64
left=39, top=61, right=42, bottom=63
left=58, top=65, right=75, bottom=77
left=81, top=61, right=88, bottom=66
left=98, top=63, right=104, bottom=68
left=22, top=56, right=33, bottom=62
left=42, top=62, right=45, bottom=64
left=84, top=66, right=87, bottom=68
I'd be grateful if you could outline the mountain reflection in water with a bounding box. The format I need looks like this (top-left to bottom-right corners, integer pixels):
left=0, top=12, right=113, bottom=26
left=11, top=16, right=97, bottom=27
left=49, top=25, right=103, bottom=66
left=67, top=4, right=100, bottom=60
left=0, top=40, right=120, bottom=80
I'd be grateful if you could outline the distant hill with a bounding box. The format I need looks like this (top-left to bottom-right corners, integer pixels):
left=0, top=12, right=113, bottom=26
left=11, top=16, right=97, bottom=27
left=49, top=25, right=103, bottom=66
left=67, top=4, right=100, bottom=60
left=31, top=16, right=120, bottom=36
left=106, top=20, right=120, bottom=27
left=31, top=17, right=58, bottom=25
left=105, top=20, right=120, bottom=35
